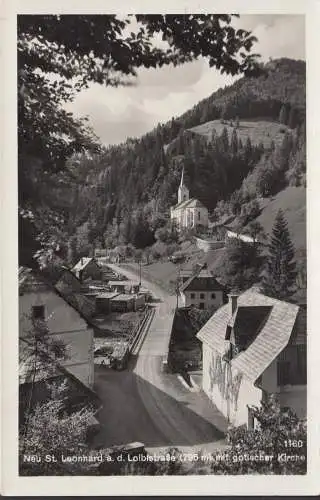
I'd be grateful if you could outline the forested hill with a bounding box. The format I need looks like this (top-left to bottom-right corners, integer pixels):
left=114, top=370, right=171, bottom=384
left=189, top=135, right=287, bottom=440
left=56, top=57, right=306, bottom=257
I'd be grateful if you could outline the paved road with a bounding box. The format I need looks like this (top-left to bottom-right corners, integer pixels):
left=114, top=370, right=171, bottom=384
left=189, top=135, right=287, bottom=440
left=94, top=262, right=228, bottom=452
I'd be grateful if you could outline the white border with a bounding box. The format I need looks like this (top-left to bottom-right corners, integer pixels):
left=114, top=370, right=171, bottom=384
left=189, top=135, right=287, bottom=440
left=2, top=0, right=320, bottom=496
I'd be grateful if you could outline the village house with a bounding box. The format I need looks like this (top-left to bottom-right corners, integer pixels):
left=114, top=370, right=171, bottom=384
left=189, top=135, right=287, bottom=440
left=19, top=336, right=100, bottom=430
left=110, top=294, right=135, bottom=313
left=71, top=257, right=102, bottom=282
left=170, top=167, right=208, bottom=230
left=179, top=266, right=225, bottom=311
left=19, top=267, right=95, bottom=389
left=107, top=280, right=140, bottom=294
left=197, top=290, right=306, bottom=427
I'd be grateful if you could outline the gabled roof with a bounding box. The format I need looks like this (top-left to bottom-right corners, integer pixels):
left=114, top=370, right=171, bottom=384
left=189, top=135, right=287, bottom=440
left=19, top=337, right=100, bottom=409
left=197, top=290, right=300, bottom=382
left=72, top=257, right=97, bottom=273
left=171, top=197, right=206, bottom=212
left=20, top=267, right=97, bottom=329
left=181, top=267, right=224, bottom=293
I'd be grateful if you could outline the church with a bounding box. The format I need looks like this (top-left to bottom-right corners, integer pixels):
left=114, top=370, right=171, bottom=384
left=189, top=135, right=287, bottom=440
left=170, top=167, right=209, bottom=230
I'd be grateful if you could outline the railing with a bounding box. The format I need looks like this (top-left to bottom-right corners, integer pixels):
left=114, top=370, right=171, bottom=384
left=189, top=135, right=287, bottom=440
left=129, top=306, right=155, bottom=355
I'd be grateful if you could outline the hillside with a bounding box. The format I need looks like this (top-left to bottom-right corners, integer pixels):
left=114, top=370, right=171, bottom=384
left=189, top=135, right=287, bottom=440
left=255, top=186, right=306, bottom=252
left=188, top=119, right=291, bottom=148
left=44, top=58, right=306, bottom=283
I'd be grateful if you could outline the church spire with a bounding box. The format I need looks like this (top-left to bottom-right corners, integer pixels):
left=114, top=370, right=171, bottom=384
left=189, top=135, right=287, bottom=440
left=180, top=166, right=185, bottom=187
left=178, top=165, right=189, bottom=204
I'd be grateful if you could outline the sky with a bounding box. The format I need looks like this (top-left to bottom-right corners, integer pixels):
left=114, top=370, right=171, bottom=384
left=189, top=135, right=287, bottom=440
left=66, top=14, right=305, bottom=147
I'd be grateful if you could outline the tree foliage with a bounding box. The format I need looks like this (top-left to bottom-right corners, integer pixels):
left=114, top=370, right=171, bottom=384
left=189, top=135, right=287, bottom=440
left=18, top=14, right=262, bottom=266
left=20, top=381, right=97, bottom=476
left=217, top=237, right=263, bottom=292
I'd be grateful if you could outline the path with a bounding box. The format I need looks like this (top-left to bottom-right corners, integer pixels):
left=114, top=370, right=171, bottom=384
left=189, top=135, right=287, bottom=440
left=94, top=262, right=228, bottom=452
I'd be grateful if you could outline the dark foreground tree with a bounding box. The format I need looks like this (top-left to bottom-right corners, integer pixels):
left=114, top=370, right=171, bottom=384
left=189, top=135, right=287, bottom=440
left=20, top=381, right=97, bottom=476
left=18, top=14, right=261, bottom=266
left=262, top=210, right=297, bottom=300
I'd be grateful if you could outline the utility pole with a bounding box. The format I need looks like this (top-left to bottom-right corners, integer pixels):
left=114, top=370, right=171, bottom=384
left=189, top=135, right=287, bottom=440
left=139, top=258, right=142, bottom=289
left=175, top=265, right=181, bottom=310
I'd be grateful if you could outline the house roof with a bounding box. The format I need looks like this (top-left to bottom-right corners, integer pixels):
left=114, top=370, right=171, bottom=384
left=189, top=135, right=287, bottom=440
left=20, top=267, right=97, bottom=330
left=19, top=337, right=100, bottom=409
left=181, top=267, right=225, bottom=293
left=72, top=257, right=97, bottom=273
left=197, top=290, right=300, bottom=382
left=110, top=294, right=134, bottom=302
left=108, top=280, right=139, bottom=287
left=96, top=292, right=119, bottom=299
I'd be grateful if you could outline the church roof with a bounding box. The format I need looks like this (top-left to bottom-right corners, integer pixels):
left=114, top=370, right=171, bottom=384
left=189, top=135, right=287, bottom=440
left=171, top=197, right=206, bottom=211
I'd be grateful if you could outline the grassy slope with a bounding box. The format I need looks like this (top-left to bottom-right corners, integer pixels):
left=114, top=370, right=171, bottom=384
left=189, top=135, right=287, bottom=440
left=254, top=186, right=306, bottom=253
left=188, top=119, right=291, bottom=148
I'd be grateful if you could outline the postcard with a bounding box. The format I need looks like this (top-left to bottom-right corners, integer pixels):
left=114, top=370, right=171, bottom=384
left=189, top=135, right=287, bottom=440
left=1, top=0, right=319, bottom=496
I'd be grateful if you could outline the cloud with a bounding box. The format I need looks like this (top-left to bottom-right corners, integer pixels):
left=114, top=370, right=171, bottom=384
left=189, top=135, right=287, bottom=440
left=67, top=14, right=305, bottom=146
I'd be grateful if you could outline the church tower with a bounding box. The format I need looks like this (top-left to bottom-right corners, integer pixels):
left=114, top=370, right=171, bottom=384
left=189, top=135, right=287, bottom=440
left=178, top=166, right=189, bottom=204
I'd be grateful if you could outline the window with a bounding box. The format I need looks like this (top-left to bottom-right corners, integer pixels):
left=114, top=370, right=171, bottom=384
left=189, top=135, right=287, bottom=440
left=32, top=305, right=45, bottom=320
left=199, top=302, right=205, bottom=310
left=200, top=293, right=205, bottom=299
left=198, top=211, right=201, bottom=221
left=211, top=293, right=216, bottom=299
left=190, top=293, right=195, bottom=299
left=277, top=361, right=291, bottom=386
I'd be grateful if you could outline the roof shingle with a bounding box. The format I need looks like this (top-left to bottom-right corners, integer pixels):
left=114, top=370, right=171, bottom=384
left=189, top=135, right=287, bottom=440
left=197, top=290, right=300, bottom=382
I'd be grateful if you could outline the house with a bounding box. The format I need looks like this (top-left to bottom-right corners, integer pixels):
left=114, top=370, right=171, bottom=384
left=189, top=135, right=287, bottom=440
left=19, top=267, right=95, bottom=389
left=180, top=266, right=225, bottom=311
left=197, top=290, right=306, bottom=427
left=71, top=257, right=102, bottom=282
left=19, top=336, right=100, bottom=429
left=55, top=268, right=96, bottom=319
left=107, top=280, right=140, bottom=294
left=110, top=294, right=135, bottom=313
left=95, top=292, right=119, bottom=314
left=170, top=167, right=208, bottom=230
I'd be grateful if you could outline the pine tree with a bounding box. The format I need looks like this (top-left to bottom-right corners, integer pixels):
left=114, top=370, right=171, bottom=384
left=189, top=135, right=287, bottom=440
left=279, top=104, right=289, bottom=125
left=231, top=128, right=238, bottom=156
left=262, top=210, right=297, bottom=299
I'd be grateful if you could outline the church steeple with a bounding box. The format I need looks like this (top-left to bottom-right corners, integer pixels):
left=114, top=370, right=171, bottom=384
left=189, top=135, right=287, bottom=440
left=178, top=166, right=189, bottom=204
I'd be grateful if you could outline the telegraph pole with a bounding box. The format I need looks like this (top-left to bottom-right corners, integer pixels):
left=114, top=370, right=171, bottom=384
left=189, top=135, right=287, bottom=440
left=139, top=258, right=142, bottom=288
left=175, top=265, right=181, bottom=310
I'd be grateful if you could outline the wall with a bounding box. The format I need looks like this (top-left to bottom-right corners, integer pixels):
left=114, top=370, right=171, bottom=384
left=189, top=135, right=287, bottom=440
left=19, top=290, right=94, bottom=388
left=202, top=343, right=262, bottom=426
left=226, top=230, right=255, bottom=244
left=83, top=261, right=102, bottom=281
left=195, top=237, right=225, bottom=253
left=183, top=290, right=224, bottom=310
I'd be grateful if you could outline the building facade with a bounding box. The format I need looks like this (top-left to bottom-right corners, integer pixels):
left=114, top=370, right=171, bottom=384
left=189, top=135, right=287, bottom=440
left=197, top=290, right=306, bottom=427
left=170, top=167, right=208, bottom=230
left=19, top=268, right=94, bottom=389
left=180, top=268, right=225, bottom=311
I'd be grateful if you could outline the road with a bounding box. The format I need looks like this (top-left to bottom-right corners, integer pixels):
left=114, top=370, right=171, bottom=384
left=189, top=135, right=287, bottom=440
left=93, top=262, right=228, bottom=452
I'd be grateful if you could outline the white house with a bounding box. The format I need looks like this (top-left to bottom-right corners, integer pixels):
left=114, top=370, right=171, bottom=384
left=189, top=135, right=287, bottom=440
left=71, top=257, right=102, bottom=282
left=197, top=290, right=306, bottom=427
left=180, top=267, right=225, bottom=311
left=170, top=167, right=208, bottom=230
left=19, top=267, right=95, bottom=389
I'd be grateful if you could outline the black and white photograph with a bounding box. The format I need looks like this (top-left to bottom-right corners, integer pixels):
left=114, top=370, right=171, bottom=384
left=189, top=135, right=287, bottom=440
left=3, top=3, right=316, bottom=492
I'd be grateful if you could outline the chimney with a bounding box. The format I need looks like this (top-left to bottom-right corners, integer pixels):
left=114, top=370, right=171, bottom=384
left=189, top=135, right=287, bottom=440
left=228, top=293, right=238, bottom=315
